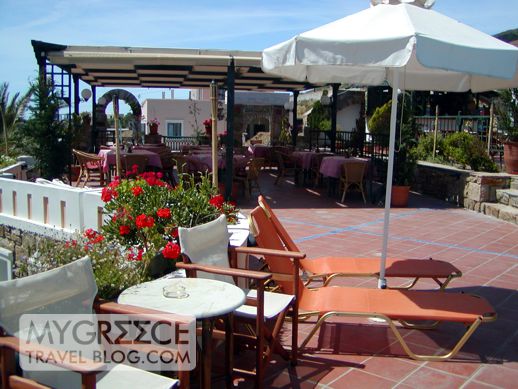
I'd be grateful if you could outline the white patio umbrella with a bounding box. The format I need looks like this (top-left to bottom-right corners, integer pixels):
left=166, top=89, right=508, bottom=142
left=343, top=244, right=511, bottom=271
left=262, top=0, right=518, bottom=288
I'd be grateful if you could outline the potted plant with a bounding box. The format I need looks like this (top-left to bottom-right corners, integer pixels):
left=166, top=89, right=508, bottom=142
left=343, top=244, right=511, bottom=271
left=392, top=134, right=418, bottom=207
left=368, top=96, right=418, bottom=206
left=494, top=88, right=518, bottom=174
left=100, top=170, right=238, bottom=278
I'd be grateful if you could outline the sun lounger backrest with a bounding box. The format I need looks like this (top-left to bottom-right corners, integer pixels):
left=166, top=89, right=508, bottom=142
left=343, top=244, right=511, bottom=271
left=249, top=206, right=303, bottom=295
left=258, top=195, right=300, bottom=253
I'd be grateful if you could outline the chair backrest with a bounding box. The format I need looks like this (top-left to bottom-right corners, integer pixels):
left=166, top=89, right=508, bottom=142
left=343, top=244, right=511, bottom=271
left=122, top=154, right=149, bottom=174
left=0, top=257, right=99, bottom=389
left=73, top=149, right=102, bottom=168
left=249, top=206, right=303, bottom=296
left=178, top=214, right=235, bottom=285
left=342, top=160, right=367, bottom=183
left=0, top=256, right=97, bottom=337
left=257, top=195, right=300, bottom=253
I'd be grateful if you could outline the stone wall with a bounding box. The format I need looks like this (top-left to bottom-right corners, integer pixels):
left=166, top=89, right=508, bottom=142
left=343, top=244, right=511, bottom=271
left=414, top=162, right=469, bottom=206
left=0, top=225, right=50, bottom=276
left=414, top=161, right=513, bottom=210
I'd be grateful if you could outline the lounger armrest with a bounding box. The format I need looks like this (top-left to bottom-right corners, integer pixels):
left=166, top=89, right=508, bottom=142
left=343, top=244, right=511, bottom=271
left=232, top=246, right=306, bottom=259
left=0, top=336, right=105, bottom=374
left=176, top=262, right=271, bottom=281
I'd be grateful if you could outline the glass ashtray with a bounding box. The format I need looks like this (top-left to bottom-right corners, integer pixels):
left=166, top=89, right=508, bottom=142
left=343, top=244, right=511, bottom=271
left=163, top=283, right=189, bottom=299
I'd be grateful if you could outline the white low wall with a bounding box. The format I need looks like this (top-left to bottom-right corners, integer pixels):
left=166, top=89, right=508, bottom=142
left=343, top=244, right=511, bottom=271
left=0, top=178, right=105, bottom=238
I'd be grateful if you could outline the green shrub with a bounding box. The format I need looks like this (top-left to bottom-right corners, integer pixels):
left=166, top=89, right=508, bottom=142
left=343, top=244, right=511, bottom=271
left=368, top=100, right=391, bottom=137
left=307, top=101, right=330, bottom=130
left=415, top=132, right=446, bottom=162
left=0, top=154, right=16, bottom=169
left=443, top=132, right=497, bottom=172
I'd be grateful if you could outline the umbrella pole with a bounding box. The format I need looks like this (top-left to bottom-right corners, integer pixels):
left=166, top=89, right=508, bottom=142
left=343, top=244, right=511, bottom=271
left=210, top=81, right=218, bottom=189
left=379, top=70, right=400, bottom=289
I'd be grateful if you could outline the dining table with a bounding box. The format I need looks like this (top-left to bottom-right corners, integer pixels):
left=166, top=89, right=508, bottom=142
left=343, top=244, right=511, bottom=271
left=319, top=156, right=370, bottom=196
left=98, top=148, right=163, bottom=177
left=119, top=277, right=245, bottom=389
left=185, top=153, right=249, bottom=172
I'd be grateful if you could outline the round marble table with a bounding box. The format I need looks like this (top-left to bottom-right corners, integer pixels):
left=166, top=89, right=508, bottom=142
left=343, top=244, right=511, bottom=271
left=118, top=278, right=245, bottom=319
left=119, top=278, right=245, bottom=389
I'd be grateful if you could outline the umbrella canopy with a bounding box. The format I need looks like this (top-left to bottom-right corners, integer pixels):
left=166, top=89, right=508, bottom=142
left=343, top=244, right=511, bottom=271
left=262, top=0, right=518, bottom=288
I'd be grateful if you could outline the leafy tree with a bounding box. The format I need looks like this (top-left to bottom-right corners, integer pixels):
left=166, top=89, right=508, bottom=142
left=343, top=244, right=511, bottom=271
left=22, top=77, right=73, bottom=179
left=494, top=88, right=518, bottom=142
left=0, top=82, right=32, bottom=155
left=307, top=101, right=330, bottom=130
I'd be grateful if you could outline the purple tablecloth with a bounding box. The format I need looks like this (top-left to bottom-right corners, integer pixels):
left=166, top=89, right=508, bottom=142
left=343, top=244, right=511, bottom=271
left=185, top=154, right=249, bottom=172
left=319, top=156, right=369, bottom=178
left=98, top=149, right=162, bottom=173
left=292, top=151, right=317, bottom=170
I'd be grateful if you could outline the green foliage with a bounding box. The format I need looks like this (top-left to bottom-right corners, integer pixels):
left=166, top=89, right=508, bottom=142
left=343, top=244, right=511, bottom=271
left=367, top=100, right=392, bottom=136
left=307, top=101, right=330, bottom=130
left=416, top=131, right=497, bottom=172
left=0, top=82, right=32, bottom=155
left=394, top=119, right=419, bottom=186
left=494, top=88, right=518, bottom=142
left=22, top=77, right=74, bottom=179
left=100, top=171, right=238, bottom=274
left=0, top=154, right=16, bottom=169
left=443, top=132, right=497, bottom=172
left=415, top=132, right=447, bottom=163
left=18, top=233, right=148, bottom=300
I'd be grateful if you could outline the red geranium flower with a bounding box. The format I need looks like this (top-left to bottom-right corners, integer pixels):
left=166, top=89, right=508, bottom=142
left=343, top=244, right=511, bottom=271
left=135, top=214, right=155, bottom=229
left=171, top=228, right=179, bottom=239
left=209, top=194, right=225, bottom=209
left=101, top=187, right=113, bottom=202
left=157, top=208, right=171, bottom=219
left=162, top=241, right=181, bottom=259
left=132, top=186, right=143, bottom=196
left=119, top=225, right=131, bottom=235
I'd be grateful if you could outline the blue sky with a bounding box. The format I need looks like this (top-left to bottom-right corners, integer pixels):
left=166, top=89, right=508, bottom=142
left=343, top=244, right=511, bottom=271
left=1, top=0, right=517, bottom=105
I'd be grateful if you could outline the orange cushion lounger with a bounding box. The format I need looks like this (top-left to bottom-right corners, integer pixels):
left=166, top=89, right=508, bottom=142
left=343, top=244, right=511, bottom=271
left=257, top=195, right=461, bottom=289
left=249, top=205, right=496, bottom=362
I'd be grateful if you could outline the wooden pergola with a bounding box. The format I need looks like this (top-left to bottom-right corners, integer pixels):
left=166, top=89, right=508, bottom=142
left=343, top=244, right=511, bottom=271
left=31, top=40, right=338, bottom=195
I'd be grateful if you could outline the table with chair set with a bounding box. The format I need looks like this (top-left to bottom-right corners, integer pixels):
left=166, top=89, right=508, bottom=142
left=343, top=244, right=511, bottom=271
left=319, top=155, right=369, bottom=200
left=118, top=277, right=245, bottom=389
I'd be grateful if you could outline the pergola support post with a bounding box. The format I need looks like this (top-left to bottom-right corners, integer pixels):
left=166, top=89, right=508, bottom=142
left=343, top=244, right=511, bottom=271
left=73, top=74, right=80, bottom=115
left=225, top=58, right=235, bottom=200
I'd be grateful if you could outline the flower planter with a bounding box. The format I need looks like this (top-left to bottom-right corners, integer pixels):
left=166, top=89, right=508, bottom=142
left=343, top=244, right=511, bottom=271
left=503, top=141, right=518, bottom=174
left=391, top=185, right=410, bottom=207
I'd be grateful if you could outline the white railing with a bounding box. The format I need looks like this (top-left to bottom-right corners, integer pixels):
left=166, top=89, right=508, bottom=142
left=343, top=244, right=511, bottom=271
left=0, top=178, right=105, bottom=238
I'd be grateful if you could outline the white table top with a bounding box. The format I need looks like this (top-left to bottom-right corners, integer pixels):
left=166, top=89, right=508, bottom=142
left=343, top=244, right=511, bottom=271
left=118, top=278, right=246, bottom=319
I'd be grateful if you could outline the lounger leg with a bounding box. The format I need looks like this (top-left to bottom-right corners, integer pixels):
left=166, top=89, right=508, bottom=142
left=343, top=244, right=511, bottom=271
left=299, top=311, right=494, bottom=362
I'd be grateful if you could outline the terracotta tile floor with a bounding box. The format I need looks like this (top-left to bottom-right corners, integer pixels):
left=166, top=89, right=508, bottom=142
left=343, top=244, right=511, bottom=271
left=233, top=170, right=518, bottom=389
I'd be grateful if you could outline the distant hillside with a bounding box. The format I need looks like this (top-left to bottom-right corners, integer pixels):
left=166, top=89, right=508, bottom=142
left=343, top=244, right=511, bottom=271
left=494, top=28, right=518, bottom=43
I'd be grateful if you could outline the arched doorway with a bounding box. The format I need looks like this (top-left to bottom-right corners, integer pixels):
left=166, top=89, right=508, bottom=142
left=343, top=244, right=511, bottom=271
left=94, top=89, right=142, bottom=149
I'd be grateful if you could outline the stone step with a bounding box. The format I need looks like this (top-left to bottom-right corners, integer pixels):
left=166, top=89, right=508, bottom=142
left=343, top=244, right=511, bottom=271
left=481, top=202, right=518, bottom=225
left=496, top=188, right=518, bottom=209
left=511, top=177, right=518, bottom=190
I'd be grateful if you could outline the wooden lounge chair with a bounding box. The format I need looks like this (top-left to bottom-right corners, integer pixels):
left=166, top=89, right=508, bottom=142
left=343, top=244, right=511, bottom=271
left=248, top=205, right=497, bottom=361
left=256, top=195, right=462, bottom=290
